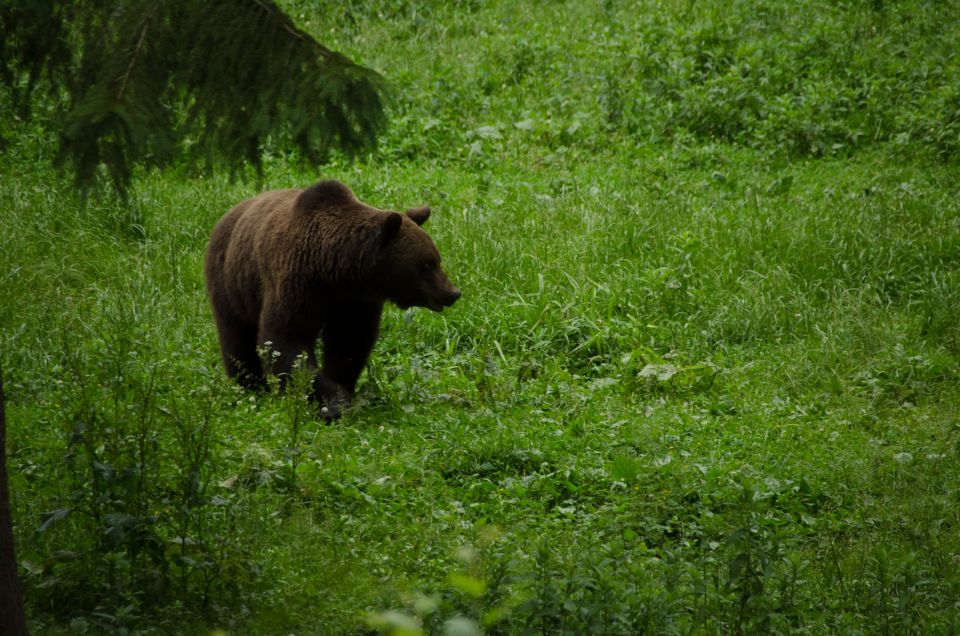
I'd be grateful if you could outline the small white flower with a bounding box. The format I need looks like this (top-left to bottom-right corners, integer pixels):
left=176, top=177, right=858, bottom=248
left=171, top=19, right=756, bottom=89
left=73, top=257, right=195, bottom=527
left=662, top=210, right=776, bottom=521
left=893, top=452, right=913, bottom=464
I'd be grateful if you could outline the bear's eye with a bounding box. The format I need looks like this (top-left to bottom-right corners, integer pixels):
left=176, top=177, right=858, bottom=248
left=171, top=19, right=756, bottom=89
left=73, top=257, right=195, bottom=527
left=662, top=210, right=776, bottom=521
left=421, top=259, right=437, bottom=272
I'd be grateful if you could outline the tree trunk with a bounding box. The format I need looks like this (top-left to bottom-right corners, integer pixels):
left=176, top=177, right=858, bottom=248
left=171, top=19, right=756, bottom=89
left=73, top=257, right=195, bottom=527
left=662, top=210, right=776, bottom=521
left=0, top=367, right=28, bottom=635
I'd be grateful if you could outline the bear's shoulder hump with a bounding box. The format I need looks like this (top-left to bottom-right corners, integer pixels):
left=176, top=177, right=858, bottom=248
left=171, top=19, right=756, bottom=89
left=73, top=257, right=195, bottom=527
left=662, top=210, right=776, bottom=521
left=295, top=180, right=357, bottom=214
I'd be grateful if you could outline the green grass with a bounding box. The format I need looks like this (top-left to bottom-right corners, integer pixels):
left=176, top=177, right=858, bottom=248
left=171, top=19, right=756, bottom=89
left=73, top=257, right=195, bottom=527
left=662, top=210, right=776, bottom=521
left=2, top=0, right=960, bottom=633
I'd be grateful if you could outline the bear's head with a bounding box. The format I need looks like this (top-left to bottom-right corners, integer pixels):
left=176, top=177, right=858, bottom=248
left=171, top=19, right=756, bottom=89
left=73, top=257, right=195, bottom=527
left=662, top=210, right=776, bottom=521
left=374, top=207, right=461, bottom=312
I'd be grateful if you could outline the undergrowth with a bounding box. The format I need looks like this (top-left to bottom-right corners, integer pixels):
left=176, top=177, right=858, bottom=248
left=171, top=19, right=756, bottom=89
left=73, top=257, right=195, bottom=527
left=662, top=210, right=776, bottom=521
left=2, top=0, right=959, bottom=633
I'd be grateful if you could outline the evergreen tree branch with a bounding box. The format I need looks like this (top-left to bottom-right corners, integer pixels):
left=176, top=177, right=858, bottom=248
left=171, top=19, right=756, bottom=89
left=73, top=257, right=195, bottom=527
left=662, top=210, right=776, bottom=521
left=250, top=0, right=320, bottom=50
left=117, top=2, right=159, bottom=101
left=4, top=0, right=390, bottom=199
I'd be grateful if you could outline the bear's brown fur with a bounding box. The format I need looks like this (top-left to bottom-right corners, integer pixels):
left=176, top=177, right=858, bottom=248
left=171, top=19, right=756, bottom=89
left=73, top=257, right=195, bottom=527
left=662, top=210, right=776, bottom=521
left=204, top=180, right=460, bottom=417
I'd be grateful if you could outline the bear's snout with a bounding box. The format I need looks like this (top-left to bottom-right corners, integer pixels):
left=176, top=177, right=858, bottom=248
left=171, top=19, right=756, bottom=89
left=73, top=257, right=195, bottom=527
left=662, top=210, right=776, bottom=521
left=444, top=287, right=462, bottom=307
left=426, top=285, right=460, bottom=312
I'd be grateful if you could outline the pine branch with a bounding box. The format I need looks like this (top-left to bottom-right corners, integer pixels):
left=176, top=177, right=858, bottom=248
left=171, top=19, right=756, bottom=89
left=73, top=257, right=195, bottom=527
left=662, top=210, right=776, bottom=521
left=117, top=2, right=159, bottom=101
left=174, top=0, right=389, bottom=179
left=55, top=0, right=176, bottom=199
left=6, top=0, right=390, bottom=199
left=250, top=0, right=318, bottom=50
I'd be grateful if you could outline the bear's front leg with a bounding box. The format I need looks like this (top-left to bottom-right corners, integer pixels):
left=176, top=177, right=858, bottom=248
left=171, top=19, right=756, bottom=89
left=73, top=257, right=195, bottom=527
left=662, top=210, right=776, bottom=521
left=311, top=374, right=351, bottom=420
left=320, top=301, right=384, bottom=411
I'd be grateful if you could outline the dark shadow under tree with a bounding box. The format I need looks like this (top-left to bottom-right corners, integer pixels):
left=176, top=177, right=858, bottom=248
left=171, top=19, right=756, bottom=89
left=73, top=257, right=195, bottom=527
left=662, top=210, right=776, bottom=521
left=1, top=0, right=389, bottom=199
left=0, top=367, right=28, bottom=636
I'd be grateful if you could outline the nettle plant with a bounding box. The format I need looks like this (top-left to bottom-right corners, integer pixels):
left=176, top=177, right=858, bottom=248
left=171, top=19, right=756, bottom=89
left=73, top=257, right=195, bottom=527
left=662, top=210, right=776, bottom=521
left=21, top=327, right=251, bottom=627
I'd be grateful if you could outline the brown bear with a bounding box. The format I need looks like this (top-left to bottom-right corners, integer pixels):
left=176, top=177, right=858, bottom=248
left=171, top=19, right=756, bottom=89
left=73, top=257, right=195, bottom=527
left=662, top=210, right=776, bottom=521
left=204, top=179, right=460, bottom=418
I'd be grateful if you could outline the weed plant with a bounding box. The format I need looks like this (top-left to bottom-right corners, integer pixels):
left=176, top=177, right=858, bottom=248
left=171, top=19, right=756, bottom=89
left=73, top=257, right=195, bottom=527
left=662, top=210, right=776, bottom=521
left=2, top=0, right=960, bottom=633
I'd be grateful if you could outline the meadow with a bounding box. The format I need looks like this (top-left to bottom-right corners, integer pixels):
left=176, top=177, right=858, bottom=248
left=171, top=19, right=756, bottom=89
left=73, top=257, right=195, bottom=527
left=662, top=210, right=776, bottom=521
left=2, top=0, right=960, bottom=633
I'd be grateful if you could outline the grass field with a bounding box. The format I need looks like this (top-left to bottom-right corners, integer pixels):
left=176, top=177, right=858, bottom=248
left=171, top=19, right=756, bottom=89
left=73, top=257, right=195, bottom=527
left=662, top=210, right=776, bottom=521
left=2, top=0, right=960, bottom=633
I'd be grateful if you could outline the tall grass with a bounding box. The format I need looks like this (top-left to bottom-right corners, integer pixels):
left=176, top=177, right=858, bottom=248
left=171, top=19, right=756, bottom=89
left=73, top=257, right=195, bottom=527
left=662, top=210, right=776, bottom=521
left=2, top=0, right=959, bottom=633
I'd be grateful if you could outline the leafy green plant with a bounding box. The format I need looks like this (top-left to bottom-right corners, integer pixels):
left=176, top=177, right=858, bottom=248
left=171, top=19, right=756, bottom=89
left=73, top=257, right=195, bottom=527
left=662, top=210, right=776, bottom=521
left=17, top=317, right=254, bottom=628
left=3, top=0, right=960, bottom=633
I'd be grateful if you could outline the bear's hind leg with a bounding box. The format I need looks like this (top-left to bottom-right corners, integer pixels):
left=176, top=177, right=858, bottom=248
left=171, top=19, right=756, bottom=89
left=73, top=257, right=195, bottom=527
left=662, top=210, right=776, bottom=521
left=311, top=374, right=351, bottom=421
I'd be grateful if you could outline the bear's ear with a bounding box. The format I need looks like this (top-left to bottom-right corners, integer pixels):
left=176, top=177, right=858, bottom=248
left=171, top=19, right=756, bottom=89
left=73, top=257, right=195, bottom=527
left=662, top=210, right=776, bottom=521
left=406, top=206, right=431, bottom=226
left=380, top=212, right=404, bottom=245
